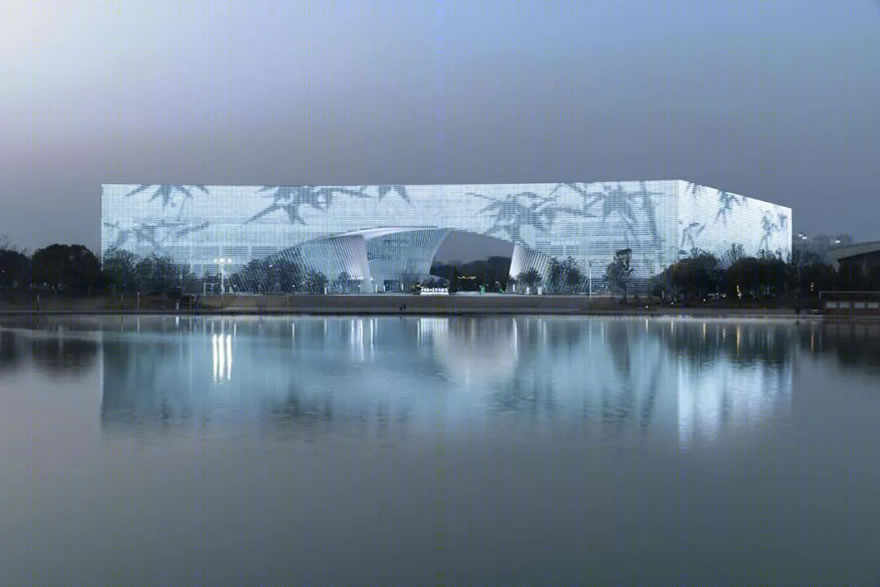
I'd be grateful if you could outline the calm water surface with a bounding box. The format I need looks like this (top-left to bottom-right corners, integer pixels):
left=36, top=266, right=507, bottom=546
left=1, top=315, right=879, bottom=584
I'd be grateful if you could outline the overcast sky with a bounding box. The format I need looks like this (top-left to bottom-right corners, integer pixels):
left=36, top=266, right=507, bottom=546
left=2, top=0, right=878, bottom=251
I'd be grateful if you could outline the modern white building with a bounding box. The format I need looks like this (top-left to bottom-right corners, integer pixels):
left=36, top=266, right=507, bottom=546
left=101, top=181, right=791, bottom=291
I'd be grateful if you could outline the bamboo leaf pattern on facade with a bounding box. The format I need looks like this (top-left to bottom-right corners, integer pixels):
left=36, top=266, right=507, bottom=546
left=125, top=185, right=209, bottom=219
left=469, top=191, right=588, bottom=246
left=247, top=186, right=369, bottom=225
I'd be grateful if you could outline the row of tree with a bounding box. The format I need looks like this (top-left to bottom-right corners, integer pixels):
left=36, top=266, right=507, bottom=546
left=0, top=237, right=345, bottom=296
left=513, top=245, right=872, bottom=301
left=2, top=237, right=876, bottom=300
left=0, top=243, right=104, bottom=295
left=650, top=246, right=870, bottom=301
left=229, top=258, right=331, bottom=293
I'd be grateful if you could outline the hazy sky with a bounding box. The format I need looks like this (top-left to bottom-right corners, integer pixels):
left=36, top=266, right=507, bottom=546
left=2, top=0, right=879, bottom=251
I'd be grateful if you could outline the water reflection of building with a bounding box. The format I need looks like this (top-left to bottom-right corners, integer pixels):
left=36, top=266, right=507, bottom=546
left=654, top=319, right=794, bottom=446
left=677, top=357, right=792, bottom=445
left=98, top=316, right=795, bottom=447
left=420, top=317, right=519, bottom=389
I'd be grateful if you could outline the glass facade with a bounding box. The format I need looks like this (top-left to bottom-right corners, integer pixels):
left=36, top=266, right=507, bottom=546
left=101, top=181, right=792, bottom=285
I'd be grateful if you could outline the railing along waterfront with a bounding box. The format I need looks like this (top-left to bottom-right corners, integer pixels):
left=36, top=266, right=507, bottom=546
left=819, top=291, right=880, bottom=315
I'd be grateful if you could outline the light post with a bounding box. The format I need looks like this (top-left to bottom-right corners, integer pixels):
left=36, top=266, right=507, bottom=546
left=588, top=261, right=593, bottom=297
left=214, top=257, right=231, bottom=295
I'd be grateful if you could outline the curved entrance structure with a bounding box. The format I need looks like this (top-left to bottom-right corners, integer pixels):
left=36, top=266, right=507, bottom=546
left=101, top=181, right=792, bottom=288
left=241, top=228, right=547, bottom=292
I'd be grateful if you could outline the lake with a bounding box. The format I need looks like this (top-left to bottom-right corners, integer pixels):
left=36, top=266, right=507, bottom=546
left=1, top=315, right=879, bottom=584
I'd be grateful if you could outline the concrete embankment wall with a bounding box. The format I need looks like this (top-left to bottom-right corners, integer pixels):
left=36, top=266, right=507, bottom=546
left=200, top=293, right=617, bottom=314
left=1, top=293, right=615, bottom=314
left=0, top=293, right=808, bottom=317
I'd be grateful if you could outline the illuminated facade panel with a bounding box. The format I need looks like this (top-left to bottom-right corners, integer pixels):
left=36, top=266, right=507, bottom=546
left=101, top=181, right=792, bottom=283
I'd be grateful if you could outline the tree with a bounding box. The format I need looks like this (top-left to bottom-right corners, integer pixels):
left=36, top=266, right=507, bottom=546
left=129, top=254, right=196, bottom=293
left=231, top=257, right=305, bottom=293
left=725, top=256, right=786, bottom=299
left=31, top=244, right=102, bottom=295
left=563, top=256, right=585, bottom=293
left=333, top=271, right=352, bottom=293
left=800, top=261, right=836, bottom=294
left=605, top=248, right=634, bottom=301
left=518, top=268, right=542, bottom=294
left=305, top=270, right=328, bottom=293
left=0, top=240, right=30, bottom=291
left=133, top=256, right=156, bottom=291
left=102, top=249, right=138, bottom=293
left=547, top=256, right=586, bottom=294
left=547, top=258, right=565, bottom=293
left=660, top=249, right=721, bottom=300
left=275, top=258, right=304, bottom=292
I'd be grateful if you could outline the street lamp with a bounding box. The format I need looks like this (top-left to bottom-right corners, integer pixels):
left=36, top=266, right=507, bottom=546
left=588, top=260, right=593, bottom=297
left=214, top=257, right=231, bottom=295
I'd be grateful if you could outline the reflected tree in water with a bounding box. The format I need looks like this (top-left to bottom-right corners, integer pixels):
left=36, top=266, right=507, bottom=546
left=638, top=361, right=662, bottom=433
left=29, top=335, right=99, bottom=375
left=802, top=323, right=880, bottom=372
left=101, top=338, right=193, bottom=426
left=606, top=321, right=633, bottom=375
left=269, top=387, right=334, bottom=428
left=0, top=330, right=22, bottom=372
left=656, top=320, right=793, bottom=369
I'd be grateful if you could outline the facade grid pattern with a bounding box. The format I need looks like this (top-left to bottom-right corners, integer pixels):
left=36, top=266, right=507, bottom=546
left=102, top=181, right=792, bottom=285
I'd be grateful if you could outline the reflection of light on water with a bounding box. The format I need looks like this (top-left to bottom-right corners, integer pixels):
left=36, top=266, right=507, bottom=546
left=512, top=319, right=518, bottom=361
left=351, top=319, right=364, bottom=361
left=93, top=316, right=802, bottom=445
left=678, top=357, right=791, bottom=447
left=212, top=333, right=233, bottom=382
left=420, top=317, right=516, bottom=389
left=418, top=318, right=448, bottom=341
